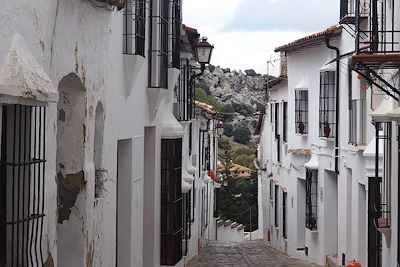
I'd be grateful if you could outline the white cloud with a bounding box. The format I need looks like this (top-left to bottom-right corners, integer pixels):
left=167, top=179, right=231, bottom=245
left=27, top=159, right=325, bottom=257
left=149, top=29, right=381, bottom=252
left=182, top=0, right=243, bottom=33
left=183, top=0, right=325, bottom=75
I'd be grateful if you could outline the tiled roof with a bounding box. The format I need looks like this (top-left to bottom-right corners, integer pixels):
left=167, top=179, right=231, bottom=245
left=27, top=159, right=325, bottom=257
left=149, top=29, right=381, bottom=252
left=195, top=101, right=218, bottom=117
left=275, top=25, right=342, bottom=52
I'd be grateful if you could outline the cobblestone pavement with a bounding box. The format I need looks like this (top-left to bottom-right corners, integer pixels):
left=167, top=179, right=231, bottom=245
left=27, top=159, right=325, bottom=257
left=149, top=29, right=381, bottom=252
left=187, top=240, right=324, bottom=267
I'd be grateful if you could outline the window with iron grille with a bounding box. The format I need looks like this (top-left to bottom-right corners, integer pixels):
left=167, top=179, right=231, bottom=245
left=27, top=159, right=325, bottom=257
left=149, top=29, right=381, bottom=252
left=123, top=0, right=146, bottom=56
left=274, top=103, right=279, bottom=138
left=270, top=103, right=274, bottom=123
left=319, top=71, right=336, bottom=138
left=274, top=185, right=279, bottom=227
left=170, top=0, right=181, bottom=69
left=161, top=138, right=183, bottom=266
left=276, top=135, right=281, bottom=163
left=282, top=192, right=287, bottom=239
left=306, top=169, right=318, bottom=230
left=149, top=0, right=169, bottom=88
left=0, top=105, right=46, bottom=267
left=283, top=102, right=288, bottom=142
left=295, top=90, right=308, bottom=134
left=205, top=184, right=209, bottom=228
left=349, top=99, right=366, bottom=145
left=373, top=122, right=392, bottom=229
left=269, top=180, right=273, bottom=200
left=182, top=192, right=191, bottom=256
left=177, top=59, right=195, bottom=121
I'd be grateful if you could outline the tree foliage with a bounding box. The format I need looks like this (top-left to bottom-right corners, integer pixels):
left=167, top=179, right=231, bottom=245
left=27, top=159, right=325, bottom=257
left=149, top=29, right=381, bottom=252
left=195, top=87, right=224, bottom=112
left=232, top=123, right=251, bottom=145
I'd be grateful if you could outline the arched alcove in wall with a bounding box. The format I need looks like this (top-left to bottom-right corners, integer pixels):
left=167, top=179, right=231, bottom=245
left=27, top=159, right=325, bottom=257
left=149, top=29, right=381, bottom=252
left=56, top=73, right=87, bottom=267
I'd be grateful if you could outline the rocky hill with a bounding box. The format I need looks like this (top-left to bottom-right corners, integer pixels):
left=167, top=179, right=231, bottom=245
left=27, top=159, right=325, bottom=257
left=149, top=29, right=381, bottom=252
left=196, top=65, right=269, bottom=146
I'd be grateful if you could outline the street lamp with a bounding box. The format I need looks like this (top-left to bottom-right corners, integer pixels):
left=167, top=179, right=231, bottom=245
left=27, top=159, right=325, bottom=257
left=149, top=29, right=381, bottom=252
left=216, top=121, right=224, bottom=137
left=195, top=37, right=214, bottom=74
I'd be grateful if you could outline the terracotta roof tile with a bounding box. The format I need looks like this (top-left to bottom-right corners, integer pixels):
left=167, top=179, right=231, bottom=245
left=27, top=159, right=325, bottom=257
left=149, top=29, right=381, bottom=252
left=275, top=25, right=342, bottom=52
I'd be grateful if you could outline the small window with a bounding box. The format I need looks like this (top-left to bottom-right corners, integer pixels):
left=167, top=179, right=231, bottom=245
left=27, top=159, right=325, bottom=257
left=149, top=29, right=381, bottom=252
left=282, top=192, right=287, bottom=239
left=123, top=0, right=146, bottom=56
left=283, top=102, right=288, bottom=142
left=306, top=169, right=318, bottom=230
left=295, top=90, right=308, bottom=134
left=274, top=185, right=279, bottom=227
left=319, top=71, right=336, bottom=138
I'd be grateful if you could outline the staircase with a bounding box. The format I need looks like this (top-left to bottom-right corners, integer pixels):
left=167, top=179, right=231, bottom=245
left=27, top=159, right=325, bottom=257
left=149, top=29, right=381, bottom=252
left=216, top=219, right=245, bottom=242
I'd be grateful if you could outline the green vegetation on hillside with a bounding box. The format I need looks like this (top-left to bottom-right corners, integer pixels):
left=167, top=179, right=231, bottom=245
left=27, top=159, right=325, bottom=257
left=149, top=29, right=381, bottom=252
left=195, top=87, right=224, bottom=112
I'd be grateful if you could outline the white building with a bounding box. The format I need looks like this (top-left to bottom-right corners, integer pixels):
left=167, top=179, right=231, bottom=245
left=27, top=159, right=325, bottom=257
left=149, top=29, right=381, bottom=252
left=0, top=1, right=218, bottom=266
left=257, top=22, right=387, bottom=266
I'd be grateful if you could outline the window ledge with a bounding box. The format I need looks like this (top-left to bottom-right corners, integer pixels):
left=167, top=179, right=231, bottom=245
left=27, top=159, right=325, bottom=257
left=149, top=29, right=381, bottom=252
left=274, top=226, right=279, bottom=230
left=347, top=145, right=367, bottom=152
left=306, top=228, right=318, bottom=234
left=296, top=133, right=308, bottom=136
left=319, top=137, right=335, bottom=141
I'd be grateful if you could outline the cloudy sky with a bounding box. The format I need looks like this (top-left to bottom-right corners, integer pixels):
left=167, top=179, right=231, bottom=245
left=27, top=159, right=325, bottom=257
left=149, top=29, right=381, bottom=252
left=183, top=0, right=340, bottom=75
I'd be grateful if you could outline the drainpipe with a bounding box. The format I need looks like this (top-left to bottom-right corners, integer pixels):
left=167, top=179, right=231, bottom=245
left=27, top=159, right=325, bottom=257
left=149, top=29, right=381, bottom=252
left=325, top=35, right=340, bottom=174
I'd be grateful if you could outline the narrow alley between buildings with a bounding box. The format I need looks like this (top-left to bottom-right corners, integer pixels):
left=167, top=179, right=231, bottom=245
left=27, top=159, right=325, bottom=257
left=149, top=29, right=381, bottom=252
left=188, top=240, right=322, bottom=267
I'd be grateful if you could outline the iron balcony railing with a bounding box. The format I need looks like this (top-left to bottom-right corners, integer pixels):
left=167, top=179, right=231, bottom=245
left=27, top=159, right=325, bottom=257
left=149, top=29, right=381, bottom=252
left=349, top=99, right=366, bottom=146
left=355, top=0, right=400, bottom=54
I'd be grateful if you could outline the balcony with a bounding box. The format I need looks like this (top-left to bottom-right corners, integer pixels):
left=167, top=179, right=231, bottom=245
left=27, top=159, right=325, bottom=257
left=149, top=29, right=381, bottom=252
left=349, top=99, right=366, bottom=146
left=339, top=0, right=368, bottom=25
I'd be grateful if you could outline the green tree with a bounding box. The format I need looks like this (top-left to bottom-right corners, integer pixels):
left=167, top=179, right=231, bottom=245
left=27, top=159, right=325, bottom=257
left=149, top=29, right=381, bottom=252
left=244, top=69, right=260, bottom=77
left=195, top=88, right=224, bottom=112
left=232, top=123, right=251, bottom=145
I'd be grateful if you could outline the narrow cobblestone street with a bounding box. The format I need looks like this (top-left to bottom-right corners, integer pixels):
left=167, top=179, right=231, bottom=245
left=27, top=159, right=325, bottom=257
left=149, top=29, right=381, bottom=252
left=188, top=240, right=323, bottom=267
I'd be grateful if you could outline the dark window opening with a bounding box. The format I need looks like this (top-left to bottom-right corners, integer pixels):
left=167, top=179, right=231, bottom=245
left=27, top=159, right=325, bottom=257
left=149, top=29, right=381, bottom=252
left=0, top=105, right=46, bottom=267
left=283, top=102, right=288, bottom=142
left=295, top=90, right=308, bottom=134
left=214, top=188, right=220, bottom=218
left=123, top=0, right=146, bottom=56
left=269, top=180, right=273, bottom=200
left=368, top=176, right=382, bottom=267
left=149, top=0, right=169, bottom=88
left=161, top=138, right=183, bottom=266
left=274, top=185, right=279, bottom=227
left=270, top=104, right=273, bottom=123
left=319, top=71, right=336, bottom=138
left=276, top=135, right=281, bottom=163
left=283, top=192, right=287, bottom=239
left=306, top=169, right=318, bottom=230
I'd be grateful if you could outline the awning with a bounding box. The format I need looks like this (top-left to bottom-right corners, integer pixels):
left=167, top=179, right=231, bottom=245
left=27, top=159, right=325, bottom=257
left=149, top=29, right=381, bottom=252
left=0, top=33, right=58, bottom=103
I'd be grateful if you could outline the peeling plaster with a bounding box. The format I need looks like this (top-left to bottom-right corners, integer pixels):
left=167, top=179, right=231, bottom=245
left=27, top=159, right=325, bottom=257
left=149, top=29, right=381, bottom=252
left=57, top=171, right=86, bottom=224
left=44, top=253, right=54, bottom=267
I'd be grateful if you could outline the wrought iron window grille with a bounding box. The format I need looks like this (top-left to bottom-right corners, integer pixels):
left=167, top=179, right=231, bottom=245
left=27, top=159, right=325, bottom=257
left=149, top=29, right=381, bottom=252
left=305, top=169, right=318, bottom=230
left=319, top=71, right=336, bottom=138
left=0, top=104, right=46, bottom=267
left=176, top=59, right=195, bottom=121
left=295, top=90, right=308, bottom=134
left=282, top=192, right=287, bottom=239
left=182, top=192, right=191, bottom=256
left=349, top=99, right=366, bottom=145
left=373, top=122, right=392, bottom=229
left=283, top=102, right=288, bottom=142
left=274, top=185, right=279, bottom=227
left=274, top=103, right=279, bottom=139
left=123, top=0, right=146, bottom=56
left=169, top=0, right=181, bottom=69
left=149, top=0, right=169, bottom=89
left=160, top=138, right=183, bottom=266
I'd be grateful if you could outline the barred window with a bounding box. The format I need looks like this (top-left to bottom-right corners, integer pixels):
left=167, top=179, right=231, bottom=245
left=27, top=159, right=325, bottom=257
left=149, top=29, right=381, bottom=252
left=283, top=102, right=288, bottom=142
left=274, top=185, right=279, bottom=227
left=319, top=71, right=336, bottom=138
left=149, top=0, right=169, bottom=88
left=274, top=103, right=279, bottom=138
left=295, top=90, right=308, bottom=134
left=123, top=0, right=146, bottom=56
left=306, top=169, right=318, bottom=230
left=170, top=0, right=181, bottom=69
left=177, top=59, right=195, bottom=121
left=282, top=192, right=287, bottom=239
left=161, top=139, right=183, bottom=265
left=0, top=105, right=47, bottom=266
